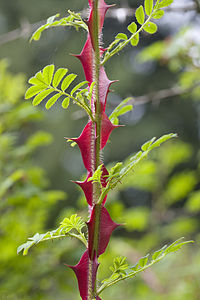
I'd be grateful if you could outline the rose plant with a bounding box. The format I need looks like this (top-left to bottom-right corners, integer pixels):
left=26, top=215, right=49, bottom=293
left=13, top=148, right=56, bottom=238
left=18, top=1, right=192, bottom=299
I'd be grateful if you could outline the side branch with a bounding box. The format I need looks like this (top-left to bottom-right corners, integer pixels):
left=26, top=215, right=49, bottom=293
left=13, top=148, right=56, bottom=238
left=127, top=85, right=198, bottom=106
left=0, top=2, right=199, bottom=46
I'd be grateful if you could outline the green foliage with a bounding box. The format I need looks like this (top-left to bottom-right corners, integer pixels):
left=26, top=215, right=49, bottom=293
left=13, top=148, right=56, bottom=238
left=1, top=0, right=198, bottom=298
left=186, top=191, right=200, bottom=213
left=88, top=164, right=104, bottom=185
left=31, top=10, right=88, bottom=42
left=25, top=65, right=94, bottom=118
left=99, top=133, right=177, bottom=203
left=164, top=171, right=197, bottom=205
left=109, top=98, right=133, bottom=125
left=145, top=0, right=153, bottom=16
left=98, top=238, right=193, bottom=296
left=17, top=214, right=87, bottom=255
left=143, top=22, right=158, bottom=34
left=135, top=6, right=145, bottom=25
left=0, top=61, right=73, bottom=299
left=101, top=0, right=172, bottom=65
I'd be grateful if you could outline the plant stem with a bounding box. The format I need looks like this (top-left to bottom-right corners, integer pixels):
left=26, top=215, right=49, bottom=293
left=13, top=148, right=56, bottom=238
left=88, top=0, right=103, bottom=299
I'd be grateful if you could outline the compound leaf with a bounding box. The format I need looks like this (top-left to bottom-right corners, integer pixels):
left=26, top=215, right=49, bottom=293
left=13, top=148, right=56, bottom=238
left=17, top=214, right=87, bottom=255
left=98, top=238, right=193, bottom=296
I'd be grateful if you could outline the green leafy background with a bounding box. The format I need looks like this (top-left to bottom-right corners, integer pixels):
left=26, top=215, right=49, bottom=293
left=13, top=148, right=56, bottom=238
left=0, top=0, right=200, bottom=299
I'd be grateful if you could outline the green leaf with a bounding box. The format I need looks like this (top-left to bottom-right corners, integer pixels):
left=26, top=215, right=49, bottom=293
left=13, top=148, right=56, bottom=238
left=62, top=97, right=70, bottom=109
left=88, top=164, right=104, bottom=184
left=106, top=133, right=176, bottom=192
left=127, top=22, right=137, bottom=34
left=28, top=71, right=45, bottom=85
left=157, top=0, right=173, bottom=8
left=45, top=94, right=61, bottom=109
left=143, top=22, right=158, bottom=34
left=17, top=214, right=87, bottom=255
left=61, top=74, right=77, bottom=91
left=47, top=13, right=60, bottom=25
left=27, top=67, right=93, bottom=115
left=52, top=68, right=68, bottom=88
left=32, top=89, right=54, bottom=106
left=109, top=97, right=133, bottom=125
left=98, top=238, right=193, bottom=296
left=35, top=70, right=45, bottom=82
left=108, top=162, right=123, bottom=181
left=135, top=5, right=145, bottom=25
left=118, top=105, right=133, bottom=116
left=60, top=214, right=86, bottom=235
left=152, top=245, right=167, bottom=260
left=115, top=33, right=128, bottom=40
left=42, top=65, right=55, bottom=85
left=25, top=85, right=47, bottom=99
left=149, top=133, right=177, bottom=150
left=141, top=137, right=156, bottom=151
left=30, top=25, right=47, bottom=42
left=30, top=11, right=88, bottom=42
left=144, top=0, right=154, bottom=16
left=138, top=254, right=149, bottom=267
left=164, top=238, right=194, bottom=254
left=130, top=33, right=139, bottom=46
left=152, top=9, right=165, bottom=19
left=71, top=81, right=88, bottom=96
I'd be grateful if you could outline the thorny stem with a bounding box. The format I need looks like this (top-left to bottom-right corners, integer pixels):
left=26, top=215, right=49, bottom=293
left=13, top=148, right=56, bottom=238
left=88, top=0, right=102, bottom=299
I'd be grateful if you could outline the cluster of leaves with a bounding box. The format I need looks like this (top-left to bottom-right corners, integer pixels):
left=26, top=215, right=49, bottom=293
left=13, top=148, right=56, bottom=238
left=98, top=238, right=193, bottom=295
left=29, top=0, right=173, bottom=67
left=0, top=61, right=72, bottom=299
left=109, top=97, right=133, bottom=125
left=101, top=0, right=173, bottom=65
left=25, top=65, right=94, bottom=119
left=98, top=133, right=177, bottom=204
left=31, top=10, right=88, bottom=42
left=17, top=214, right=87, bottom=255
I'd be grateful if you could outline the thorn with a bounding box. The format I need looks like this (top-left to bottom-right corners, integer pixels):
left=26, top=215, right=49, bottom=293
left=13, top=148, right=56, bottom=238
left=108, top=4, right=116, bottom=9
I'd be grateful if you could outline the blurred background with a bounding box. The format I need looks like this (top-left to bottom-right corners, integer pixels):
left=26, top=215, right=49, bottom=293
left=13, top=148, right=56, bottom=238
left=0, top=0, right=200, bottom=299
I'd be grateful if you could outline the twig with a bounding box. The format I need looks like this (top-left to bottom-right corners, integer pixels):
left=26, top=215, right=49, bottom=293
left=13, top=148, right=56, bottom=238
left=127, top=83, right=199, bottom=106
left=72, top=84, right=199, bottom=120
left=0, top=19, right=44, bottom=46
left=127, top=86, right=191, bottom=106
